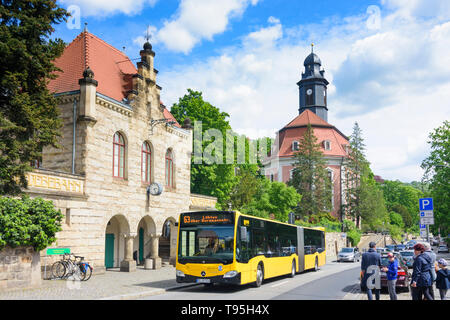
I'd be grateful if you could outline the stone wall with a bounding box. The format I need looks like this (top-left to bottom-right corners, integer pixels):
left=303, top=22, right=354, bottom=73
left=0, top=247, right=41, bottom=291
left=325, top=232, right=348, bottom=262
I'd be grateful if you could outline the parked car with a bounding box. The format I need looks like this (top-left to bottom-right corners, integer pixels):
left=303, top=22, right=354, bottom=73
left=431, top=238, right=439, bottom=246
left=376, top=248, right=388, bottom=254
left=360, top=253, right=411, bottom=292
left=399, top=250, right=415, bottom=268
left=395, top=244, right=406, bottom=251
left=438, top=244, right=449, bottom=253
left=337, top=247, right=361, bottom=262
left=386, top=245, right=396, bottom=252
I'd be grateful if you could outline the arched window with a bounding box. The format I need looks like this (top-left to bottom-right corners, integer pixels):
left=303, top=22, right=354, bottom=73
left=165, top=149, right=174, bottom=188
left=141, top=142, right=152, bottom=183
left=113, top=132, right=126, bottom=178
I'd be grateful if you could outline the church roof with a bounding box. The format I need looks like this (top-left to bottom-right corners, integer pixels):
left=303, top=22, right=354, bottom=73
left=304, top=52, right=321, bottom=66
left=276, top=110, right=349, bottom=158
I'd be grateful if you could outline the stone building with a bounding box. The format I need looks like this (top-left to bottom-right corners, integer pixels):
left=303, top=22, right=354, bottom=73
left=23, top=29, right=216, bottom=274
left=262, top=48, right=350, bottom=221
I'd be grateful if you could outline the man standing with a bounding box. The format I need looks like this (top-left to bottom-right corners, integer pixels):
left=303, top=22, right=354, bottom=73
left=424, top=242, right=436, bottom=299
left=361, top=242, right=382, bottom=300
left=382, top=252, right=398, bottom=300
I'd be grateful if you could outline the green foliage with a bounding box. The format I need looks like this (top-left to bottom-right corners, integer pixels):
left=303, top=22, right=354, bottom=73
left=341, top=219, right=361, bottom=246
left=421, top=120, right=450, bottom=236
left=170, top=89, right=236, bottom=209
left=388, top=224, right=403, bottom=242
left=389, top=211, right=405, bottom=228
left=241, top=178, right=301, bottom=223
left=0, top=196, right=63, bottom=251
left=0, top=1, right=69, bottom=195
left=290, top=124, right=332, bottom=217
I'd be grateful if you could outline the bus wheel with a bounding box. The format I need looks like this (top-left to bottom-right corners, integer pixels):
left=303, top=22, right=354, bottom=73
left=314, top=258, right=319, bottom=272
left=289, top=260, right=296, bottom=278
left=255, top=264, right=264, bottom=287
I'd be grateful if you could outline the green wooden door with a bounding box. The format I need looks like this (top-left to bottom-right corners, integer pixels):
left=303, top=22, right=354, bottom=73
left=105, top=234, right=115, bottom=268
left=139, top=228, right=144, bottom=263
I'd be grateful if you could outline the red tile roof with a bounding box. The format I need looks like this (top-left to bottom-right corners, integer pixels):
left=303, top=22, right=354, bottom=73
left=277, top=110, right=349, bottom=158
left=48, top=31, right=180, bottom=126
left=48, top=30, right=137, bottom=102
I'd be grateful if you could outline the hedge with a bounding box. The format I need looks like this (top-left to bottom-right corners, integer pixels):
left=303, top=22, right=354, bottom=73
left=0, top=196, right=63, bottom=251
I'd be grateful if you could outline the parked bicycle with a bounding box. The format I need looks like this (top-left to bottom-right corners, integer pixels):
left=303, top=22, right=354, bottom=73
left=51, top=253, right=93, bottom=281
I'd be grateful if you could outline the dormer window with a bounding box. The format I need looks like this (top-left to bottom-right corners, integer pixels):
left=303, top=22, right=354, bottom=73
left=323, top=140, right=331, bottom=151
left=292, top=141, right=300, bottom=151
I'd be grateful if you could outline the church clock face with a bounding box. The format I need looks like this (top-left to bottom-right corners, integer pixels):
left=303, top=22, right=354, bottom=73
left=306, top=89, right=313, bottom=95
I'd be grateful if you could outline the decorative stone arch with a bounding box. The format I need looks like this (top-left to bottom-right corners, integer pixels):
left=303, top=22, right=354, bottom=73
left=104, top=214, right=131, bottom=269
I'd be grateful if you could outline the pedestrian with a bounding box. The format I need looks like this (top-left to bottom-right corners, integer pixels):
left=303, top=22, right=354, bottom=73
left=382, top=252, right=398, bottom=300
left=424, top=242, right=437, bottom=299
left=411, top=243, right=433, bottom=300
left=361, top=241, right=382, bottom=300
left=435, top=258, right=449, bottom=300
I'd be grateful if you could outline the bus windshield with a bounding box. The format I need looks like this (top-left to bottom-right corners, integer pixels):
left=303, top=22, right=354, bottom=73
left=178, top=225, right=235, bottom=265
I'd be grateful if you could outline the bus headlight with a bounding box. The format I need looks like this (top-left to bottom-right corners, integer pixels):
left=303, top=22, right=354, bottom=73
left=223, top=271, right=238, bottom=278
left=176, top=270, right=185, bottom=277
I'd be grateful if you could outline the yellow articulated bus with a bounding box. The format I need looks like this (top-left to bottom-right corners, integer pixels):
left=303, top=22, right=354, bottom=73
left=175, top=211, right=326, bottom=287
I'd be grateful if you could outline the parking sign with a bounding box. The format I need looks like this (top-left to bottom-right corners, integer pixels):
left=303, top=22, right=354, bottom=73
left=419, top=198, right=433, bottom=211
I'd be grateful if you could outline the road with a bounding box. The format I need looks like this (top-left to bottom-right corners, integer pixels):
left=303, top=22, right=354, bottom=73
left=141, top=260, right=361, bottom=300
left=141, top=245, right=449, bottom=301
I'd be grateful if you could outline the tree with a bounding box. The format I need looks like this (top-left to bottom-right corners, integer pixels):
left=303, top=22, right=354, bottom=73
left=290, top=124, right=332, bottom=217
left=170, top=89, right=236, bottom=209
left=344, top=122, right=370, bottom=227
left=0, top=0, right=69, bottom=195
left=421, top=120, right=450, bottom=236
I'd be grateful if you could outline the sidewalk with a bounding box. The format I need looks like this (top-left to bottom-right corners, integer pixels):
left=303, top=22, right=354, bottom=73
left=0, top=265, right=197, bottom=300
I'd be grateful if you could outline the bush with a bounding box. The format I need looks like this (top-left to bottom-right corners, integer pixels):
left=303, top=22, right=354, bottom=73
left=347, top=229, right=361, bottom=246
left=296, top=214, right=342, bottom=233
left=0, top=196, right=63, bottom=251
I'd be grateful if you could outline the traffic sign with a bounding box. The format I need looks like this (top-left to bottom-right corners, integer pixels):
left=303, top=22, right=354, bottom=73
left=420, top=230, right=427, bottom=238
left=420, top=217, right=434, bottom=225
left=420, top=211, right=434, bottom=218
left=419, top=198, right=433, bottom=211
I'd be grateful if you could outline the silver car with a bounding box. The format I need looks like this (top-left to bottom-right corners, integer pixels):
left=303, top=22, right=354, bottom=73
left=338, top=247, right=361, bottom=262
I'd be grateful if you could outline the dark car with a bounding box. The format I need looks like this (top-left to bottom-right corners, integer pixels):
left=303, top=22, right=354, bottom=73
left=379, top=253, right=411, bottom=291
left=395, top=244, right=406, bottom=251
left=399, top=250, right=414, bottom=268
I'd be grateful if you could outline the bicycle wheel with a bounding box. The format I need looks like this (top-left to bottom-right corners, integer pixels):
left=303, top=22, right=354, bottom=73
left=83, top=265, right=93, bottom=281
left=51, top=261, right=66, bottom=279
left=78, top=263, right=88, bottom=281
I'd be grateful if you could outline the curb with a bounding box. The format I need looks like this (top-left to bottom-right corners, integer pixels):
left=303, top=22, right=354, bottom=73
left=98, top=283, right=199, bottom=300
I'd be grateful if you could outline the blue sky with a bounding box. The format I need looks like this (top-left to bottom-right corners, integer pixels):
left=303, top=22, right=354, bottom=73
left=52, top=0, right=450, bottom=182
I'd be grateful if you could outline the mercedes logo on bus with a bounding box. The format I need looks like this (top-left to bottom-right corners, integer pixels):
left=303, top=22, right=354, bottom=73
left=201, top=271, right=206, bottom=277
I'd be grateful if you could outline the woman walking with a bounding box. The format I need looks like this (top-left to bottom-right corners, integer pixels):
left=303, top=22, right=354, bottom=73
left=411, top=243, right=433, bottom=300
left=435, top=258, right=449, bottom=300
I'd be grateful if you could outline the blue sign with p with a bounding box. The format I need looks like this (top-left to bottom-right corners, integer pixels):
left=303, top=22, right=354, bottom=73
left=419, top=198, right=433, bottom=211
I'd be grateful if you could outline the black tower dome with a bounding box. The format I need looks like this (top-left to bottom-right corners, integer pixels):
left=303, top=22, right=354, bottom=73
left=297, top=46, right=329, bottom=121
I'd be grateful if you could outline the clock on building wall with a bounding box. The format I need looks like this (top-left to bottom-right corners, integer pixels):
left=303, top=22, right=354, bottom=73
left=306, top=89, right=313, bottom=95
left=148, top=182, right=163, bottom=196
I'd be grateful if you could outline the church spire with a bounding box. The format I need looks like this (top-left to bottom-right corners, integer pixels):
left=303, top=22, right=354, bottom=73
left=297, top=46, right=329, bottom=121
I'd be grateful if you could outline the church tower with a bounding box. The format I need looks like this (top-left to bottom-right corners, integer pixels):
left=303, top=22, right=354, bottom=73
left=297, top=45, right=329, bottom=122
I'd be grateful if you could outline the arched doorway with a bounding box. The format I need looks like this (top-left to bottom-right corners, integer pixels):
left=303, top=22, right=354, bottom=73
left=134, top=216, right=156, bottom=266
left=105, top=215, right=130, bottom=269
left=160, top=218, right=177, bottom=263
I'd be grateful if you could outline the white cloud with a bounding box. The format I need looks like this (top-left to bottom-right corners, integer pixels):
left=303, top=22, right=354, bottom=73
left=158, top=2, right=450, bottom=182
left=59, top=0, right=158, bottom=17
left=148, top=0, right=259, bottom=53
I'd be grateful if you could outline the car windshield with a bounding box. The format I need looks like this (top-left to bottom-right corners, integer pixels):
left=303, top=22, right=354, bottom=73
left=178, top=225, right=235, bottom=265
left=340, top=248, right=354, bottom=253
left=400, top=251, right=414, bottom=256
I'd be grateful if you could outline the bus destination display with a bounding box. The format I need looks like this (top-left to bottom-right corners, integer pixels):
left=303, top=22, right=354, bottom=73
left=181, top=213, right=234, bottom=226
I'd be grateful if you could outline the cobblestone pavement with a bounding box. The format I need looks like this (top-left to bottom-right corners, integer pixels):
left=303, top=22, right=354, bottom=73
left=0, top=266, right=195, bottom=300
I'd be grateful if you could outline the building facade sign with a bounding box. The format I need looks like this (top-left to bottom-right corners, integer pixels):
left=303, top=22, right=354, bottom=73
left=26, top=172, right=84, bottom=194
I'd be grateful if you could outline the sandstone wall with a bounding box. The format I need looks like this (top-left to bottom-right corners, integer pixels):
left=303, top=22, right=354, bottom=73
left=0, top=247, right=41, bottom=291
